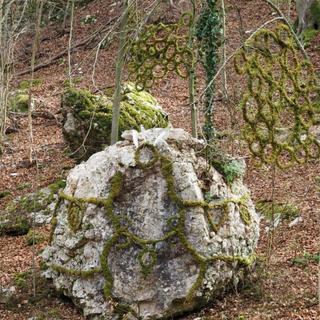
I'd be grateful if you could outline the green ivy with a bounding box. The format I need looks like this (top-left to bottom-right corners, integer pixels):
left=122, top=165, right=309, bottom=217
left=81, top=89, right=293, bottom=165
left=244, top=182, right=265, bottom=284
left=196, top=0, right=222, bottom=141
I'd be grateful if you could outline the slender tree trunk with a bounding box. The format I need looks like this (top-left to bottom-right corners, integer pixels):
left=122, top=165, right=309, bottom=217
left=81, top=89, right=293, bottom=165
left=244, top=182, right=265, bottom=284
left=189, top=0, right=197, bottom=138
left=28, top=0, right=44, bottom=164
left=110, top=1, right=131, bottom=145
left=68, top=0, right=75, bottom=85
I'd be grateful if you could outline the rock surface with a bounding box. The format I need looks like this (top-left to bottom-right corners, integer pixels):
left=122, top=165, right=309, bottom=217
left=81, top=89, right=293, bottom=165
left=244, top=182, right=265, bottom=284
left=0, top=181, right=65, bottom=236
left=42, top=128, right=260, bottom=319
left=62, top=83, right=169, bottom=160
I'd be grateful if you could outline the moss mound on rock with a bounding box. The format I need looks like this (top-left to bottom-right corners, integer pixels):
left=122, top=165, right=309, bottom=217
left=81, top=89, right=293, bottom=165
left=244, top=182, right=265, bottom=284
left=8, top=90, right=30, bottom=112
left=0, top=180, right=65, bottom=236
left=62, top=83, right=169, bottom=160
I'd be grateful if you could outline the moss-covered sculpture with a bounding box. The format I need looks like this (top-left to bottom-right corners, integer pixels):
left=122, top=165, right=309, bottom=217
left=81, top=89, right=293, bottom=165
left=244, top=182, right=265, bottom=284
left=49, top=143, right=255, bottom=304
left=127, top=13, right=194, bottom=90
left=234, top=24, right=320, bottom=168
left=62, top=83, right=169, bottom=160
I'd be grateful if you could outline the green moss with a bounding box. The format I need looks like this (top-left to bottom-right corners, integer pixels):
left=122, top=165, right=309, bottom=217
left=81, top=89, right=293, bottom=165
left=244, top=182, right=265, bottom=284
left=9, top=91, right=29, bottom=112
left=62, top=83, right=169, bottom=160
left=310, top=0, right=320, bottom=26
left=25, top=229, right=45, bottom=246
left=302, top=28, right=319, bottom=46
left=135, top=143, right=159, bottom=169
left=18, top=79, right=43, bottom=89
left=204, top=146, right=245, bottom=184
left=48, top=180, right=66, bottom=194
left=256, top=200, right=299, bottom=221
left=17, top=183, right=31, bottom=191
left=0, top=190, right=11, bottom=199
left=14, top=271, right=30, bottom=288
left=138, top=246, right=157, bottom=277
left=51, top=264, right=101, bottom=278
left=0, top=216, right=30, bottom=236
left=67, top=202, right=84, bottom=233
left=292, top=252, right=320, bottom=266
left=239, top=203, right=252, bottom=225
left=234, top=24, right=320, bottom=169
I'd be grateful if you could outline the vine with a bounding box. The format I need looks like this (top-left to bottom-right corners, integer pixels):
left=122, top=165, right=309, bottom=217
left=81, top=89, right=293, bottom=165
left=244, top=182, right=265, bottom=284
left=195, top=0, right=222, bottom=141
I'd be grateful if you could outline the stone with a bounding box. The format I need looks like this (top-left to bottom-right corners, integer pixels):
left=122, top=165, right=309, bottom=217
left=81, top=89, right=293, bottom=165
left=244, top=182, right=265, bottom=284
left=0, top=180, right=66, bottom=236
left=288, top=216, right=303, bottom=228
left=61, top=83, right=169, bottom=161
left=42, top=128, right=260, bottom=319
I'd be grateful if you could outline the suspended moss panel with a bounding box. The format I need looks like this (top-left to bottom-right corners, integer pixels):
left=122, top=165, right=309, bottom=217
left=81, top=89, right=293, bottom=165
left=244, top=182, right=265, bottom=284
left=234, top=24, right=320, bottom=168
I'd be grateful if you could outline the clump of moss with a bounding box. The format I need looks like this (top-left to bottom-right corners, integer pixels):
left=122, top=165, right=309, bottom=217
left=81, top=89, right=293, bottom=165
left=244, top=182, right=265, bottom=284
left=0, top=190, right=11, bottom=199
left=18, top=79, right=43, bottom=90
left=256, top=200, right=299, bottom=221
left=302, top=28, right=319, bottom=46
left=8, top=90, right=30, bottom=112
left=25, top=229, right=45, bottom=246
left=0, top=216, right=30, bottom=236
left=48, top=179, right=66, bottom=194
left=205, top=146, right=245, bottom=184
left=13, top=271, right=31, bottom=288
left=62, top=83, right=169, bottom=160
left=292, top=251, right=320, bottom=266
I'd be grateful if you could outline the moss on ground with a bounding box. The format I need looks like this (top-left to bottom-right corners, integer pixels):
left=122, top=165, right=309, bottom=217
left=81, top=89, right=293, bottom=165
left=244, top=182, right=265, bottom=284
left=0, top=191, right=11, bottom=199
left=25, top=229, right=45, bottom=246
left=255, top=200, right=299, bottom=221
left=9, top=90, right=30, bottom=112
left=0, top=216, right=30, bottom=236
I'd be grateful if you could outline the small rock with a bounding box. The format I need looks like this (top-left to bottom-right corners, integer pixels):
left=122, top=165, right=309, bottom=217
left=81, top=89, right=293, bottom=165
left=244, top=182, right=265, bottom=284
left=289, top=216, right=303, bottom=228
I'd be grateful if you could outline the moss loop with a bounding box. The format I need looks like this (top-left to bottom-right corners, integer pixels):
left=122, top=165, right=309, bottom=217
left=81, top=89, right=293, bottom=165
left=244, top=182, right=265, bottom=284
left=134, top=143, right=159, bottom=169
left=234, top=24, right=320, bottom=169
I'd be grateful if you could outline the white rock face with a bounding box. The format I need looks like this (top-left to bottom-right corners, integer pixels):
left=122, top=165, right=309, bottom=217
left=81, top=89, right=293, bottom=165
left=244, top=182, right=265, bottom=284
left=42, top=128, right=260, bottom=319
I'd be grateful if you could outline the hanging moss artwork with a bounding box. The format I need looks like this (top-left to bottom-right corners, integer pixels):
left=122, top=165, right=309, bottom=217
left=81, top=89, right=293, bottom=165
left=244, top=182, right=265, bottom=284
left=127, top=12, right=195, bottom=90
left=49, top=143, right=255, bottom=303
left=234, top=24, right=320, bottom=168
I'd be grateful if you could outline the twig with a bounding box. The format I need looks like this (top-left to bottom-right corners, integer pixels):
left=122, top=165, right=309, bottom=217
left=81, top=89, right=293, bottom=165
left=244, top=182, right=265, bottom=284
left=197, top=16, right=284, bottom=103
left=263, top=0, right=308, bottom=59
left=16, top=17, right=117, bottom=77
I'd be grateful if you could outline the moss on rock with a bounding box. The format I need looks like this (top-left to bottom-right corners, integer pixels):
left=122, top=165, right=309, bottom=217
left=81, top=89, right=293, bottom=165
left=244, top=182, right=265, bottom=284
left=0, top=180, right=66, bottom=237
left=0, top=216, right=30, bottom=236
left=9, top=90, right=30, bottom=112
left=62, top=83, right=169, bottom=160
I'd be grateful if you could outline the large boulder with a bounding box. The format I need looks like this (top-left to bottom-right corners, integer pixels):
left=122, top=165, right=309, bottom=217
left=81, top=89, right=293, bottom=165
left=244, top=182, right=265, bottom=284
left=62, top=83, right=169, bottom=160
left=42, top=128, right=259, bottom=319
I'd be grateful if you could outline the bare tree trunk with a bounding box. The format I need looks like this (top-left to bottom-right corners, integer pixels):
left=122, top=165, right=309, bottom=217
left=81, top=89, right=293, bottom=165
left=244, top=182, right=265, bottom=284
left=68, top=0, right=75, bottom=85
left=110, top=1, right=131, bottom=145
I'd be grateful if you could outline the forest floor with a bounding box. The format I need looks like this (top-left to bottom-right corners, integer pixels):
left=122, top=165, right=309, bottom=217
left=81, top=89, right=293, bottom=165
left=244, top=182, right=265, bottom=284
left=0, top=0, right=319, bottom=319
